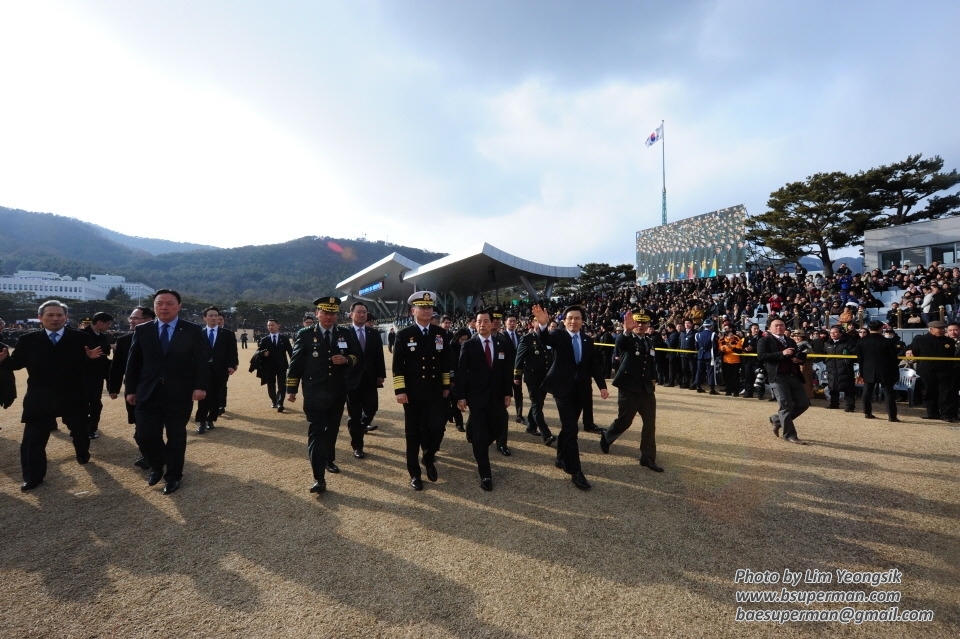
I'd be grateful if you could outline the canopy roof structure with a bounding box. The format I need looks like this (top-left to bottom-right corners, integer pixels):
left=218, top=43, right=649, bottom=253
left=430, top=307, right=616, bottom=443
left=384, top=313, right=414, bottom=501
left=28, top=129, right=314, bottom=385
left=335, top=243, right=579, bottom=318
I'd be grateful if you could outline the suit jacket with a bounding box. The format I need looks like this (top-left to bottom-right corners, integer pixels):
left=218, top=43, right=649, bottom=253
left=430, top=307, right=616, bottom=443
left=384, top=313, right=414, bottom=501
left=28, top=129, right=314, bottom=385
left=756, top=333, right=803, bottom=382
left=204, top=327, right=240, bottom=380
left=1, top=327, right=94, bottom=422
left=108, top=333, right=133, bottom=395
left=344, top=324, right=386, bottom=391
left=124, top=319, right=210, bottom=406
left=392, top=323, right=451, bottom=401
left=0, top=341, right=15, bottom=409
left=256, top=333, right=293, bottom=376
left=457, top=334, right=513, bottom=407
left=539, top=328, right=606, bottom=397
left=854, top=333, right=900, bottom=385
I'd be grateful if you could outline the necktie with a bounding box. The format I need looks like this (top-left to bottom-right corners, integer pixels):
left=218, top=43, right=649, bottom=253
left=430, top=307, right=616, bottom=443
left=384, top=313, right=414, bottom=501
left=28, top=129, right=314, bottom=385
left=423, top=328, right=429, bottom=337
left=273, top=334, right=277, bottom=346
left=208, top=328, right=215, bottom=347
left=324, top=330, right=332, bottom=348
left=573, top=334, right=581, bottom=364
left=484, top=338, right=492, bottom=368
left=160, top=323, right=170, bottom=353
left=511, top=332, right=517, bottom=348
left=50, top=332, right=59, bottom=345
left=357, top=327, right=366, bottom=350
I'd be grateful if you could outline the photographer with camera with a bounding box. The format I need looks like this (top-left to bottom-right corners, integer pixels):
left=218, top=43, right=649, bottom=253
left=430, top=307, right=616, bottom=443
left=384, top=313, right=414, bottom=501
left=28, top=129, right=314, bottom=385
left=757, top=318, right=809, bottom=445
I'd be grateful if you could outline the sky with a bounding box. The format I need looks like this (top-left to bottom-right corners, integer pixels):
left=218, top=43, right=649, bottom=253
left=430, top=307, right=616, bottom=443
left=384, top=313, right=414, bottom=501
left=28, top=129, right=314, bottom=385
left=1, top=0, right=958, bottom=267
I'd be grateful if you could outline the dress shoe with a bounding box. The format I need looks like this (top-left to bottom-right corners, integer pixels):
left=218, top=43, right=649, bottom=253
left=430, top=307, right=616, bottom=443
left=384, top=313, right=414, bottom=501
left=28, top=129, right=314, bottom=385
left=207, top=421, right=216, bottom=430
left=785, top=436, right=808, bottom=445
left=826, top=405, right=839, bottom=409
left=147, top=471, right=163, bottom=486
left=889, top=417, right=900, bottom=422
left=77, top=452, right=91, bottom=465
left=310, top=479, right=326, bottom=494
left=424, top=460, right=438, bottom=482
left=844, top=407, right=855, bottom=413
left=89, top=430, right=100, bottom=439
left=696, top=387, right=705, bottom=394
left=365, top=423, right=378, bottom=432
left=134, top=456, right=150, bottom=469
left=543, top=435, right=557, bottom=446
left=571, top=472, right=591, bottom=490
left=525, top=427, right=541, bottom=436
left=218, top=407, right=225, bottom=416
left=922, top=415, right=941, bottom=420
left=20, top=480, right=42, bottom=491
left=277, top=406, right=284, bottom=413
left=769, top=415, right=781, bottom=438
left=640, top=457, right=664, bottom=472
left=456, top=423, right=465, bottom=432
left=410, top=477, right=424, bottom=491
left=709, top=389, right=719, bottom=395
left=196, top=422, right=209, bottom=434
left=497, top=446, right=512, bottom=456
left=583, top=424, right=603, bottom=433
left=864, top=414, right=876, bottom=419
left=599, top=432, right=610, bottom=454
left=479, top=478, right=493, bottom=492
left=515, top=416, right=528, bottom=425
left=270, top=402, right=278, bottom=409
left=353, top=449, right=365, bottom=459
left=554, top=458, right=566, bottom=470
left=325, top=461, right=340, bottom=474
left=162, top=480, right=181, bottom=495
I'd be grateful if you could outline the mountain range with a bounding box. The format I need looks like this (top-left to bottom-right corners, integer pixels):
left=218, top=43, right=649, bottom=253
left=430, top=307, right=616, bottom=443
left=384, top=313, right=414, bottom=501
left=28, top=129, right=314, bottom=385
left=0, top=206, right=445, bottom=304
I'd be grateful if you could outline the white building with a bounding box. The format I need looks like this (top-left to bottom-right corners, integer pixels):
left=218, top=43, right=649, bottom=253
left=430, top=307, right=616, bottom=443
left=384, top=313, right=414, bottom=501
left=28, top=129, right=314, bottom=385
left=863, top=217, right=960, bottom=271
left=0, top=271, right=154, bottom=302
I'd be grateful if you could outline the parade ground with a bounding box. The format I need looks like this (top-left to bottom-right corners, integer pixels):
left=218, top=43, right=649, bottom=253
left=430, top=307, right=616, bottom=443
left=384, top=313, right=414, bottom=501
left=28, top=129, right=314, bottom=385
left=1, top=345, right=957, bottom=638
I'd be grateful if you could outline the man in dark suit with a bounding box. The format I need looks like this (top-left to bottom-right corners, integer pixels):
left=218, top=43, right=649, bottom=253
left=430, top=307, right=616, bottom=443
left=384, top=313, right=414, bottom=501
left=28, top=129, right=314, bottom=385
left=82, top=312, right=113, bottom=439
left=906, top=320, right=957, bottom=422
left=854, top=320, right=900, bottom=422
left=107, top=306, right=156, bottom=468
left=531, top=303, right=609, bottom=491
left=344, top=301, right=386, bottom=459
left=256, top=319, right=293, bottom=413
left=757, top=318, right=809, bottom=445
left=195, top=306, right=239, bottom=433
left=286, top=296, right=362, bottom=494
left=125, top=289, right=210, bottom=495
left=600, top=311, right=663, bottom=472
left=514, top=316, right=556, bottom=446
left=392, top=291, right=452, bottom=491
left=0, top=300, right=102, bottom=490
left=457, top=308, right=514, bottom=491
left=490, top=308, right=517, bottom=454
left=502, top=311, right=527, bottom=428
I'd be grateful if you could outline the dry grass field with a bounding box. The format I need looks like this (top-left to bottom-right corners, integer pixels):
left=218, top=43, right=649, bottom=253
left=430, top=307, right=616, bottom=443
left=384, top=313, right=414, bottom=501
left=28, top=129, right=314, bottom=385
left=1, top=345, right=958, bottom=638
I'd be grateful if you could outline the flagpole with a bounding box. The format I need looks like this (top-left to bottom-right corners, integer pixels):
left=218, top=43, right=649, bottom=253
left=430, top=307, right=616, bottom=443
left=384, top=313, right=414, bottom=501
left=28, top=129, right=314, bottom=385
left=660, top=119, right=667, bottom=226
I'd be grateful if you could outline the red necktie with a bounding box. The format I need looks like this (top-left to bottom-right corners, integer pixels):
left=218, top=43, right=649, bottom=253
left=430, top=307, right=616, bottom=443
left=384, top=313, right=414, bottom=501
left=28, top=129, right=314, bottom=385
left=484, top=338, right=492, bottom=368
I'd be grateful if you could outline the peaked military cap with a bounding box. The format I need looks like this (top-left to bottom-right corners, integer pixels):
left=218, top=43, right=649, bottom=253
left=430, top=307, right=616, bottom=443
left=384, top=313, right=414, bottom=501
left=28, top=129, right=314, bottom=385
left=632, top=312, right=651, bottom=323
left=408, top=291, right=437, bottom=307
left=313, top=296, right=342, bottom=313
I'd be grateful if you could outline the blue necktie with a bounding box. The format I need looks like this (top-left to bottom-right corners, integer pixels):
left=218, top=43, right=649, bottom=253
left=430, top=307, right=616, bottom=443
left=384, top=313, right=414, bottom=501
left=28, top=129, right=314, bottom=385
left=572, top=334, right=581, bottom=364
left=160, top=323, right=170, bottom=354
left=50, top=332, right=59, bottom=345
left=209, top=328, right=216, bottom=347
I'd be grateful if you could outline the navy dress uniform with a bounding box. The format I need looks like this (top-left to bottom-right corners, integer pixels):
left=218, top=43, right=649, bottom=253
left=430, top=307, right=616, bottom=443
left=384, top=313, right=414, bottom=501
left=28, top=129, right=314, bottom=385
left=286, top=296, right=361, bottom=494
left=392, top=291, right=452, bottom=490
left=600, top=312, right=663, bottom=471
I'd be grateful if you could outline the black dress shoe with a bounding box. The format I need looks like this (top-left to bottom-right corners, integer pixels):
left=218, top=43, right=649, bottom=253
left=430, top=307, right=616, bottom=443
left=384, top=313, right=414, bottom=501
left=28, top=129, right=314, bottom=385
left=554, top=458, right=566, bottom=470
left=410, top=477, right=424, bottom=491
left=277, top=406, right=284, bottom=413
left=20, top=480, right=42, bottom=491
left=826, top=405, right=839, bottom=409
left=640, top=457, right=664, bottom=472
left=515, top=416, right=528, bottom=425
left=525, top=427, right=541, bottom=436
left=89, top=430, right=100, bottom=439
left=162, top=480, right=181, bottom=495
left=696, top=387, right=706, bottom=394
left=921, top=415, right=941, bottom=419
left=134, top=456, right=150, bottom=469
left=325, top=461, right=340, bottom=474
left=543, top=435, right=557, bottom=446
left=147, top=471, right=163, bottom=486
left=456, top=423, right=465, bottom=432
left=709, top=389, right=719, bottom=395
left=583, top=424, right=603, bottom=433
left=353, top=449, right=365, bottom=459
left=365, top=423, right=378, bottom=432
left=270, top=403, right=278, bottom=409
left=196, top=422, right=209, bottom=434
left=889, top=417, right=901, bottom=422
left=77, top=452, right=91, bottom=465
left=571, top=472, right=591, bottom=490
left=785, top=436, right=808, bottom=445
left=844, top=407, right=855, bottom=412
left=599, top=432, right=610, bottom=454
left=497, top=446, right=512, bottom=456
left=480, top=478, right=493, bottom=492
left=769, top=415, right=781, bottom=438
left=864, top=414, right=876, bottom=419
left=310, top=479, right=326, bottom=494
left=207, top=421, right=216, bottom=430
left=424, top=461, right=438, bottom=482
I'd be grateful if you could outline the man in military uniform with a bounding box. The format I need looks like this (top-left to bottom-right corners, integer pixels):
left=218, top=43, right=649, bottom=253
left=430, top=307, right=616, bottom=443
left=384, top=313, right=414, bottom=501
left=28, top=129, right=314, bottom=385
left=392, top=291, right=452, bottom=491
left=600, top=311, right=663, bottom=472
left=906, top=320, right=958, bottom=422
left=82, top=312, right=113, bottom=439
left=286, top=296, right=362, bottom=494
left=514, top=316, right=556, bottom=446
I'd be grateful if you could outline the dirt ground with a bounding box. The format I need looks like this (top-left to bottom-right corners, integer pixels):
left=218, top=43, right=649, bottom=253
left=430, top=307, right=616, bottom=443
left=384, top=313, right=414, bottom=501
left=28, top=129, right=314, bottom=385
left=1, top=345, right=958, bottom=638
